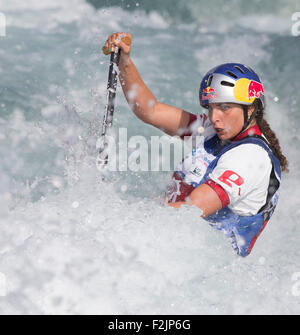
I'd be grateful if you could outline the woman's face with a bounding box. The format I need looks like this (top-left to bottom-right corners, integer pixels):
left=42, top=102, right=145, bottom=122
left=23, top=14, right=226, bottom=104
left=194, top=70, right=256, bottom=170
left=208, top=102, right=248, bottom=140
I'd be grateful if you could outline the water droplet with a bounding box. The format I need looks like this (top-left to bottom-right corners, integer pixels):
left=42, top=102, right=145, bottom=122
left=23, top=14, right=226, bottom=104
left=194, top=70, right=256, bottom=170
left=72, top=201, right=79, bottom=209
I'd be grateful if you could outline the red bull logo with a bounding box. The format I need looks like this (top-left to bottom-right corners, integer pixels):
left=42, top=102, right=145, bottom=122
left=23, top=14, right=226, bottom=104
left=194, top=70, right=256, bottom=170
left=247, top=80, right=265, bottom=99
left=234, top=78, right=264, bottom=104
left=202, top=86, right=218, bottom=101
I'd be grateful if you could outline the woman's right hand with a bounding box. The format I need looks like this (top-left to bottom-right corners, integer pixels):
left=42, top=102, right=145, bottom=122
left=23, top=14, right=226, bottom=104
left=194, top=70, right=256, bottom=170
left=102, top=32, right=132, bottom=57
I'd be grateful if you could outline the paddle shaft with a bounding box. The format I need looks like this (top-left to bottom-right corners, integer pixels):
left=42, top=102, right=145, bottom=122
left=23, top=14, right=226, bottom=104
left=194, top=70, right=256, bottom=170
left=101, top=48, right=121, bottom=136
left=98, top=48, right=121, bottom=167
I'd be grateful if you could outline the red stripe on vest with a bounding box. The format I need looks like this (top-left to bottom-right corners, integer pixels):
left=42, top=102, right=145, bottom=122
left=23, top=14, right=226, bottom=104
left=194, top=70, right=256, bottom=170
left=247, top=220, right=269, bottom=255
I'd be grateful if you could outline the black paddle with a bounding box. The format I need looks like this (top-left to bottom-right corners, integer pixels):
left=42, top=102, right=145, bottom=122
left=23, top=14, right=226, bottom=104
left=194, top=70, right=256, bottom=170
left=97, top=47, right=121, bottom=168
left=98, top=36, right=131, bottom=169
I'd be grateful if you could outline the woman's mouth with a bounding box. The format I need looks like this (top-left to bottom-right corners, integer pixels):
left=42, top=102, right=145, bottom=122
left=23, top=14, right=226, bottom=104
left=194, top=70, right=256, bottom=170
left=215, top=128, right=225, bottom=135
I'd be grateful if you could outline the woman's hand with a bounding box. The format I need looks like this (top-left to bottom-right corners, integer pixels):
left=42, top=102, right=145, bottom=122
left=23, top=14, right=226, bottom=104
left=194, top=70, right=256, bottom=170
left=102, top=32, right=132, bottom=58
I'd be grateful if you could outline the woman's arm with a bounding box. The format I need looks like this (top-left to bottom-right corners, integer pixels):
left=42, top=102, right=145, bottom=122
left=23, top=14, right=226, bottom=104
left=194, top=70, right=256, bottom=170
left=169, top=183, right=223, bottom=217
left=104, top=32, right=192, bottom=136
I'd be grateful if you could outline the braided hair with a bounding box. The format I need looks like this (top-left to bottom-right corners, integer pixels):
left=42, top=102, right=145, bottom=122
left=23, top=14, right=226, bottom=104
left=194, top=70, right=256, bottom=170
left=253, top=99, right=289, bottom=172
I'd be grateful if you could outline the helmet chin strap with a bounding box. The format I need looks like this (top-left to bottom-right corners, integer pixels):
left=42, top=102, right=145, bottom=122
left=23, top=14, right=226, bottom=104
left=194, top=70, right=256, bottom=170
left=233, top=105, right=257, bottom=139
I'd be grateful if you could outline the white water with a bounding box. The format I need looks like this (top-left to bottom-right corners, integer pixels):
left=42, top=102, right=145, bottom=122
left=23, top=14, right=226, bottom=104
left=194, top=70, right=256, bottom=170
left=0, top=0, right=300, bottom=314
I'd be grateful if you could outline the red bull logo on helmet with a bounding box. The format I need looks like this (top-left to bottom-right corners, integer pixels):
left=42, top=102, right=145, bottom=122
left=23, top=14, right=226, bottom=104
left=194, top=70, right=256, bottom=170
left=234, top=78, right=264, bottom=104
left=201, top=86, right=218, bottom=101
left=247, top=80, right=265, bottom=99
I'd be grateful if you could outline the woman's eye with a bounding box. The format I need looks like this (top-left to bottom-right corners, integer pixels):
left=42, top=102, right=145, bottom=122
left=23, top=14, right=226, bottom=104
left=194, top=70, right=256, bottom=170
left=220, top=104, right=229, bottom=111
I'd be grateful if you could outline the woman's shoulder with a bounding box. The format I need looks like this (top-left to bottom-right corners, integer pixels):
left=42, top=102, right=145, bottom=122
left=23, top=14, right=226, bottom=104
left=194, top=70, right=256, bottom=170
left=218, top=143, right=272, bottom=173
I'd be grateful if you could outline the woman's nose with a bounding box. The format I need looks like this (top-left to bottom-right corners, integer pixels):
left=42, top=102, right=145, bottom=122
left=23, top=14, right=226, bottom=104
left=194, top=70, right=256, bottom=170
left=209, top=107, right=221, bottom=124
